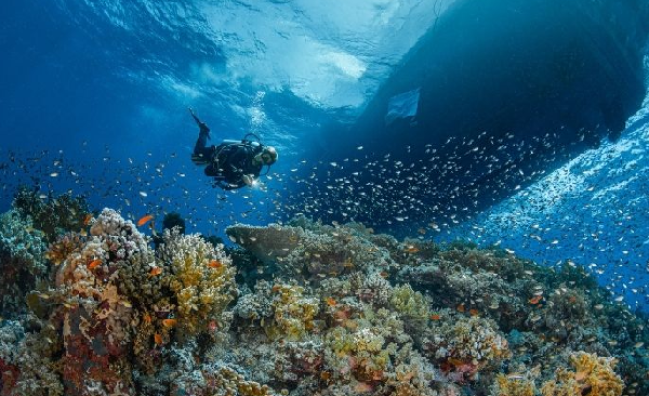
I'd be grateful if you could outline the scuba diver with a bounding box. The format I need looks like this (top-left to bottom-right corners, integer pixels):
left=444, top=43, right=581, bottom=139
left=189, top=108, right=278, bottom=190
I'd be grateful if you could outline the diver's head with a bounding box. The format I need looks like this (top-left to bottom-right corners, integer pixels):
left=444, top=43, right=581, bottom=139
left=258, top=146, right=278, bottom=165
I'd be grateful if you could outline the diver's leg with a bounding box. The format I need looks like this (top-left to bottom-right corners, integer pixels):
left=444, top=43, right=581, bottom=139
left=192, top=130, right=214, bottom=164
left=188, top=108, right=211, bottom=138
left=190, top=109, right=213, bottom=163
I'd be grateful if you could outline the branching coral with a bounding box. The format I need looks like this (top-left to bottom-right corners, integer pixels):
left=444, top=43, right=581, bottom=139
left=156, top=230, right=237, bottom=337
left=540, top=352, right=624, bottom=396
left=491, top=374, right=537, bottom=396
left=274, top=341, right=324, bottom=383
left=321, top=306, right=439, bottom=396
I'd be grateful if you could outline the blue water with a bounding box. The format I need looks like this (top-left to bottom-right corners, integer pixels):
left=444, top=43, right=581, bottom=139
left=1, top=0, right=649, bottom=309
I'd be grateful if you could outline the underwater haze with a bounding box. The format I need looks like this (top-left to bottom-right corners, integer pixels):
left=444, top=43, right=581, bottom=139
left=2, top=0, right=649, bottom=395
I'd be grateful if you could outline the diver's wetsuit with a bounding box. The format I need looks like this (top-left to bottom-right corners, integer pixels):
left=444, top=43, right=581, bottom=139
left=191, top=114, right=264, bottom=190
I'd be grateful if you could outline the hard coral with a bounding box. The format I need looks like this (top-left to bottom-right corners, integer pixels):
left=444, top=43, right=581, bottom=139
left=424, top=312, right=510, bottom=382
left=388, top=284, right=430, bottom=335
left=157, top=230, right=237, bottom=338
left=13, top=187, right=90, bottom=243
left=170, top=365, right=275, bottom=396
left=0, top=210, right=48, bottom=316
left=541, top=352, right=624, bottom=396
left=226, top=224, right=305, bottom=266
left=227, top=222, right=397, bottom=281
left=267, top=284, right=320, bottom=341
left=491, top=374, right=537, bottom=396
left=0, top=321, right=63, bottom=396
left=51, top=209, right=140, bottom=395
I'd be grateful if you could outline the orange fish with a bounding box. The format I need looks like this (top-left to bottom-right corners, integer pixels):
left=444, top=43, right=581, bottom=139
left=457, top=303, right=466, bottom=313
left=447, top=357, right=465, bottom=367
left=430, top=313, right=441, bottom=321
left=82, top=213, right=93, bottom=226
left=404, top=245, right=420, bottom=253
left=379, top=271, right=389, bottom=278
left=137, top=214, right=154, bottom=227
left=162, top=318, right=177, bottom=328
left=148, top=267, right=163, bottom=277
left=154, top=333, right=163, bottom=345
left=87, top=259, right=102, bottom=270
left=143, top=313, right=152, bottom=324
left=469, top=308, right=479, bottom=317
left=207, top=260, right=222, bottom=269
left=529, top=295, right=543, bottom=305
left=325, top=297, right=337, bottom=307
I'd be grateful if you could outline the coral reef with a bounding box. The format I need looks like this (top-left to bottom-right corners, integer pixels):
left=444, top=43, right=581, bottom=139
left=423, top=311, right=511, bottom=383
left=162, top=212, right=186, bottom=234
left=541, top=352, right=624, bottom=396
left=0, top=210, right=48, bottom=316
left=0, top=320, right=63, bottom=396
left=12, top=186, right=90, bottom=243
left=226, top=221, right=397, bottom=281
left=0, top=203, right=647, bottom=396
left=491, top=374, right=536, bottom=396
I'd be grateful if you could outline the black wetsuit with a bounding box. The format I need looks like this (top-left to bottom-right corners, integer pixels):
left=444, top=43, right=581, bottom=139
left=192, top=122, right=264, bottom=190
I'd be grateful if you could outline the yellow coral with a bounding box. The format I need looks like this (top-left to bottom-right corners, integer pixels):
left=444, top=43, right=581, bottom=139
left=158, top=231, right=237, bottom=337
left=492, top=374, right=536, bottom=396
left=267, top=284, right=320, bottom=340
left=389, top=284, right=430, bottom=321
left=215, top=367, right=275, bottom=396
left=541, top=352, right=624, bottom=396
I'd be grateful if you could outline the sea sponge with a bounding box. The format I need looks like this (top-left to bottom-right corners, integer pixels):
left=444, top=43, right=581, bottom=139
left=541, top=352, right=624, bottom=396
left=156, top=230, right=237, bottom=337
